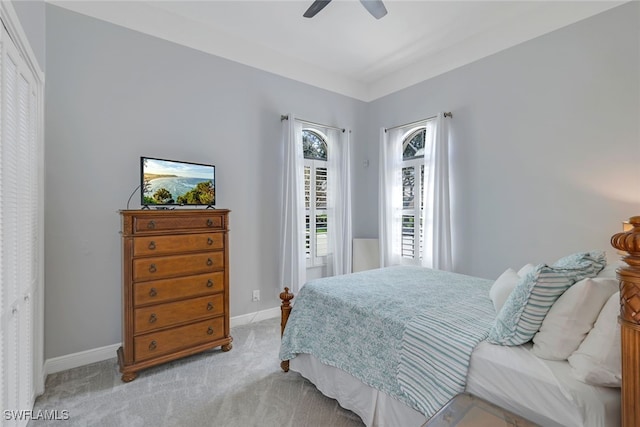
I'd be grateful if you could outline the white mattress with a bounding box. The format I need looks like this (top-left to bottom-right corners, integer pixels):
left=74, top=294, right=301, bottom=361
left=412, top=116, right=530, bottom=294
left=289, top=341, right=620, bottom=427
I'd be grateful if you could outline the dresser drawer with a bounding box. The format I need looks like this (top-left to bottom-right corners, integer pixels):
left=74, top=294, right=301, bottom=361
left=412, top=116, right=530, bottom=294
left=134, top=317, right=225, bottom=362
left=133, top=214, right=224, bottom=234
left=133, top=233, right=223, bottom=257
left=134, top=294, right=224, bottom=334
left=133, top=252, right=224, bottom=281
left=134, top=272, right=224, bottom=306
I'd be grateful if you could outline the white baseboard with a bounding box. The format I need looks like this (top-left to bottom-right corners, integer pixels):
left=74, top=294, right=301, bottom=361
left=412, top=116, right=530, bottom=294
left=230, top=306, right=280, bottom=327
left=42, top=306, right=281, bottom=376
left=43, top=342, right=122, bottom=376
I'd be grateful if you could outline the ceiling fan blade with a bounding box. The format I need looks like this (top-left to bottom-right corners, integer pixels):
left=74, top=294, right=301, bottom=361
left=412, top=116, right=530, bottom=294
left=303, top=0, right=332, bottom=18
left=359, top=0, right=387, bottom=19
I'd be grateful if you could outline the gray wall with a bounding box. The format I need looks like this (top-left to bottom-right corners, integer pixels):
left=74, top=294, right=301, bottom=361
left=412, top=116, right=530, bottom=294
left=11, top=0, right=45, bottom=72
left=44, top=2, right=639, bottom=360
left=357, top=1, right=640, bottom=279
left=44, top=5, right=365, bottom=359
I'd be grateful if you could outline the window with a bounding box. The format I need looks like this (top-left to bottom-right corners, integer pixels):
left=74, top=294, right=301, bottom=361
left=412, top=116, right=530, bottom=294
left=401, top=127, right=427, bottom=262
left=303, top=129, right=328, bottom=266
left=380, top=116, right=449, bottom=270
left=280, top=116, right=352, bottom=290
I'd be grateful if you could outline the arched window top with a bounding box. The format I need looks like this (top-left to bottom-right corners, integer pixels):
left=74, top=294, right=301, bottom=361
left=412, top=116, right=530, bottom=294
left=402, top=127, right=426, bottom=160
left=303, top=129, right=328, bottom=161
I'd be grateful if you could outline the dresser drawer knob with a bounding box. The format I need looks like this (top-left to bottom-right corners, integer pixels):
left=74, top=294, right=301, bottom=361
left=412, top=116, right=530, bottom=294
left=149, top=264, right=157, bottom=273
left=206, top=279, right=213, bottom=288
left=207, top=327, right=214, bottom=335
left=206, top=218, right=214, bottom=227
left=206, top=258, right=213, bottom=266
left=149, top=313, right=157, bottom=323
left=148, top=241, right=156, bottom=250
left=149, top=288, right=157, bottom=297
left=149, top=340, right=157, bottom=350
left=207, top=237, right=213, bottom=245
left=207, top=302, right=214, bottom=311
left=147, top=220, right=156, bottom=230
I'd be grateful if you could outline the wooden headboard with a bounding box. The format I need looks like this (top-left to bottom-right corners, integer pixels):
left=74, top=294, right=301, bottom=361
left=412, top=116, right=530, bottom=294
left=611, top=215, right=640, bottom=427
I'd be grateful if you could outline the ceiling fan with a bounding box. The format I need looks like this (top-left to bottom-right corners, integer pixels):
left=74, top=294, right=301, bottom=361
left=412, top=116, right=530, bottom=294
left=303, top=0, right=388, bottom=20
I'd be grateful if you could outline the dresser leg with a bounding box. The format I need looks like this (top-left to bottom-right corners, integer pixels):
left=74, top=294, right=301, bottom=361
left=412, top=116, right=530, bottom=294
left=121, top=371, right=137, bottom=382
left=221, top=336, right=233, bottom=352
left=117, top=346, right=137, bottom=382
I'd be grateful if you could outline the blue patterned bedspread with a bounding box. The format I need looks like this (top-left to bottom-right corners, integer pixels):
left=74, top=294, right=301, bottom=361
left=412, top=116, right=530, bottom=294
left=279, top=266, right=495, bottom=417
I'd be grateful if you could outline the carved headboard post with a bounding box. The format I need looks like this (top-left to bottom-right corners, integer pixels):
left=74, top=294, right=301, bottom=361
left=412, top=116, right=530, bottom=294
left=611, top=215, right=640, bottom=427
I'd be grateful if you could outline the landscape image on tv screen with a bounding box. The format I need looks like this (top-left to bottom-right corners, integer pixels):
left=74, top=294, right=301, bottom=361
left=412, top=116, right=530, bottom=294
left=141, top=157, right=215, bottom=206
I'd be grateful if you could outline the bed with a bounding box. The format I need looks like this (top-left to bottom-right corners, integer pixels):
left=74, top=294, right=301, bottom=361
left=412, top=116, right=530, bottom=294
left=278, top=240, right=637, bottom=426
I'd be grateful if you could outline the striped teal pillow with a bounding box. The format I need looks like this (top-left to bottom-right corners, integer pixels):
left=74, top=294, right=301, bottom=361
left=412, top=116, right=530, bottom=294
left=488, top=251, right=605, bottom=346
left=552, top=251, right=606, bottom=274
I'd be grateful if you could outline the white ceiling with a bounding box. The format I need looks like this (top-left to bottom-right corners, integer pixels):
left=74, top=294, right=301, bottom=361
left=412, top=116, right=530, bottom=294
left=50, top=1, right=625, bottom=101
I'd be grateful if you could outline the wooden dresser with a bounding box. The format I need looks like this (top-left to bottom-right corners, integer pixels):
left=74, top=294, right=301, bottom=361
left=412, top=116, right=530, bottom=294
left=118, top=209, right=232, bottom=382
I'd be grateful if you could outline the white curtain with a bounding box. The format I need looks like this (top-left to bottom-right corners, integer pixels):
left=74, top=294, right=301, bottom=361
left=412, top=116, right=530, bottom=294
left=421, top=113, right=452, bottom=271
left=279, top=114, right=306, bottom=294
left=378, top=127, right=403, bottom=267
left=327, top=128, right=352, bottom=275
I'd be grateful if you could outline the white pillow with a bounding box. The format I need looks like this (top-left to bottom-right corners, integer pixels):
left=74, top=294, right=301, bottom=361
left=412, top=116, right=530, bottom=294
left=489, top=268, right=520, bottom=313
left=517, top=263, right=535, bottom=277
left=532, top=277, right=618, bottom=360
left=568, top=291, right=621, bottom=387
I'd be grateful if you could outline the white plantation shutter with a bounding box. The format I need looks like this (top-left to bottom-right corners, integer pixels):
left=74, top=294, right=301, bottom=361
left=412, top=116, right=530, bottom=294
left=304, top=160, right=328, bottom=265
left=304, top=165, right=310, bottom=259
left=314, top=166, right=327, bottom=257
left=0, top=17, right=43, bottom=427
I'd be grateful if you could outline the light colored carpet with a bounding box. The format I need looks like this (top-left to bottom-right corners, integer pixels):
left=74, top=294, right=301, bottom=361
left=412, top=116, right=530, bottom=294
left=29, top=318, right=364, bottom=427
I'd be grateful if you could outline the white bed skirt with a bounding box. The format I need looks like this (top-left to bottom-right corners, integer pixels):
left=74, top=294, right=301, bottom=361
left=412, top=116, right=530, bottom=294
left=290, top=354, right=426, bottom=427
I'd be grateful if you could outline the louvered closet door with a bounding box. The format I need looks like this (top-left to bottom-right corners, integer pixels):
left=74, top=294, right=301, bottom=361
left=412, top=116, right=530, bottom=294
left=0, top=23, right=40, bottom=427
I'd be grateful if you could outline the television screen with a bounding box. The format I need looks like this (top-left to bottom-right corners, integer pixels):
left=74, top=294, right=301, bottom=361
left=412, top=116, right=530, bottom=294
left=141, top=157, right=215, bottom=207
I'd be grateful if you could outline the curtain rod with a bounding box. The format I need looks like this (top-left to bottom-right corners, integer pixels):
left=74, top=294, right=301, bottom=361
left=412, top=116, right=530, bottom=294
left=384, top=112, right=452, bottom=133
left=280, top=115, right=345, bottom=133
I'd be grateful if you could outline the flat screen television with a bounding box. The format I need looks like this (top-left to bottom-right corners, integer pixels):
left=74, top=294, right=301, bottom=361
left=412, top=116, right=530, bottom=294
left=141, top=157, right=215, bottom=207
